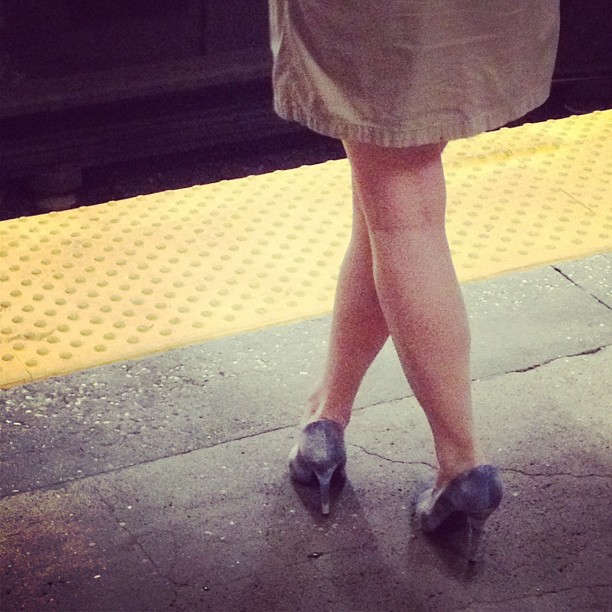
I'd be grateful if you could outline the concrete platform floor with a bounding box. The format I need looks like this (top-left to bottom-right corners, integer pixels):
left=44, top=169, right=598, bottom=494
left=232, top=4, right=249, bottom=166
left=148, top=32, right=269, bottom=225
left=1, top=254, right=611, bottom=611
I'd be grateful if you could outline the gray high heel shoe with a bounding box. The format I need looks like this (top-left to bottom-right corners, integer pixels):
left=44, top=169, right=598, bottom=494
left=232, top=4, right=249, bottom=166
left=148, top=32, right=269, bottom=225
left=289, top=419, right=347, bottom=515
left=416, top=465, right=503, bottom=534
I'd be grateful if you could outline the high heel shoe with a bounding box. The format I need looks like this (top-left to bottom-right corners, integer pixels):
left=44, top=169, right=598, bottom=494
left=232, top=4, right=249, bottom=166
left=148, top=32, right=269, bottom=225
left=416, top=465, right=503, bottom=535
left=288, top=419, right=347, bottom=515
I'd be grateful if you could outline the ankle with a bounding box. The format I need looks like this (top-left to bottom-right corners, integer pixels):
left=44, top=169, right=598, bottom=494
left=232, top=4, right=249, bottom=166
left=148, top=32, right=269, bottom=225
left=301, top=389, right=351, bottom=430
left=301, top=409, right=350, bottom=431
left=435, top=450, right=487, bottom=488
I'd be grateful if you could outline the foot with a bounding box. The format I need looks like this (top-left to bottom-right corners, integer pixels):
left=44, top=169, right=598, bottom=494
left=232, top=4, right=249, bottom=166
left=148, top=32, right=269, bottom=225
left=289, top=420, right=347, bottom=514
left=417, top=465, right=503, bottom=533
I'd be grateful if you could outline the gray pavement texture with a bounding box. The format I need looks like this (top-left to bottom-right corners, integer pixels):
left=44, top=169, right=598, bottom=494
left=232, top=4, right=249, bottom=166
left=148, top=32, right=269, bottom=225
left=1, top=254, right=611, bottom=612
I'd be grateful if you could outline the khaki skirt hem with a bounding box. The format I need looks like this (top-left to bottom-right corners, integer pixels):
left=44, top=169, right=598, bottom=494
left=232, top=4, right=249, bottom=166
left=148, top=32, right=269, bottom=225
left=273, top=86, right=552, bottom=148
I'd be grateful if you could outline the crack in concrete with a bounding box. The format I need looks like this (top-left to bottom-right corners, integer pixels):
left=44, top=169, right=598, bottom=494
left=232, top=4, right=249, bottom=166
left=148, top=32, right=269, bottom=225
left=459, top=582, right=612, bottom=610
left=354, top=392, right=415, bottom=413
left=354, top=343, right=611, bottom=394
left=348, top=447, right=611, bottom=480
left=96, top=491, right=161, bottom=571
left=350, top=443, right=436, bottom=470
left=476, top=344, right=610, bottom=380
left=501, top=467, right=612, bottom=479
left=95, top=487, right=189, bottom=607
left=0, top=424, right=293, bottom=501
left=3, top=343, right=609, bottom=503
left=553, top=265, right=612, bottom=311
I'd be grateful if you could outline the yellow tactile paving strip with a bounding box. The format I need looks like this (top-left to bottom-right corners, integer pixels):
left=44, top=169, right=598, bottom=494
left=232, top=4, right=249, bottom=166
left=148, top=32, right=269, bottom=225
left=1, top=111, right=611, bottom=388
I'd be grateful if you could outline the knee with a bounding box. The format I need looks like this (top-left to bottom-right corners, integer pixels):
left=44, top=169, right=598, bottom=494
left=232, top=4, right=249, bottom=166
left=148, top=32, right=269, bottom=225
left=344, top=140, right=448, bottom=233
left=344, top=140, right=446, bottom=175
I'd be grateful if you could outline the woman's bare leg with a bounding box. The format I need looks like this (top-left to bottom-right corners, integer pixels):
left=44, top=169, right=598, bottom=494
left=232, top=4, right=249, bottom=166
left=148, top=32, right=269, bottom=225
left=304, top=176, right=389, bottom=429
left=343, top=140, right=485, bottom=486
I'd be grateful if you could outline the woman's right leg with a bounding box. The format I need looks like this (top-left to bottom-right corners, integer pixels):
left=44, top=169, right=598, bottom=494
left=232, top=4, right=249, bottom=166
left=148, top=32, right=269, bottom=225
left=343, top=140, right=485, bottom=487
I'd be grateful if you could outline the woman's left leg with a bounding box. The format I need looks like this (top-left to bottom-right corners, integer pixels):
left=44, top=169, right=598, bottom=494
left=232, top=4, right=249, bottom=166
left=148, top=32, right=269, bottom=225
left=304, top=176, right=389, bottom=429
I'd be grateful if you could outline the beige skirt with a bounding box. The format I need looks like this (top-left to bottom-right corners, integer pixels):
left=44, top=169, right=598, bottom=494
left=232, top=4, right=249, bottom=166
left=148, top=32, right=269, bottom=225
left=269, top=0, right=560, bottom=147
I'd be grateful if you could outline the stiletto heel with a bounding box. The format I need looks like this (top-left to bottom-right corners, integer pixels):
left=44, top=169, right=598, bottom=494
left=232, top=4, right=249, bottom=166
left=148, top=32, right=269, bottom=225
left=466, top=515, right=488, bottom=532
left=416, top=465, right=503, bottom=534
left=289, top=419, right=347, bottom=515
left=464, top=515, right=488, bottom=561
left=314, top=467, right=334, bottom=515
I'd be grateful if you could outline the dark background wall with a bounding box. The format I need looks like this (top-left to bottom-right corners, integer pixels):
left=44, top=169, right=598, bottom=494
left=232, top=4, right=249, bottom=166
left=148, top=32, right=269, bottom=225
left=0, top=0, right=610, bottom=204
left=555, top=0, right=612, bottom=78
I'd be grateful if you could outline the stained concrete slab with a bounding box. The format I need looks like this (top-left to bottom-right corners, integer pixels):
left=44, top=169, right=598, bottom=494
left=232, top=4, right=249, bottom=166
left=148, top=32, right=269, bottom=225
left=1, top=346, right=610, bottom=611
left=0, top=488, right=173, bottom=611
left=1, top=255, right=611, bottom=612
left=2, top=258, right=611, bottom=498
left=464, top=263, right=612, bottom=380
